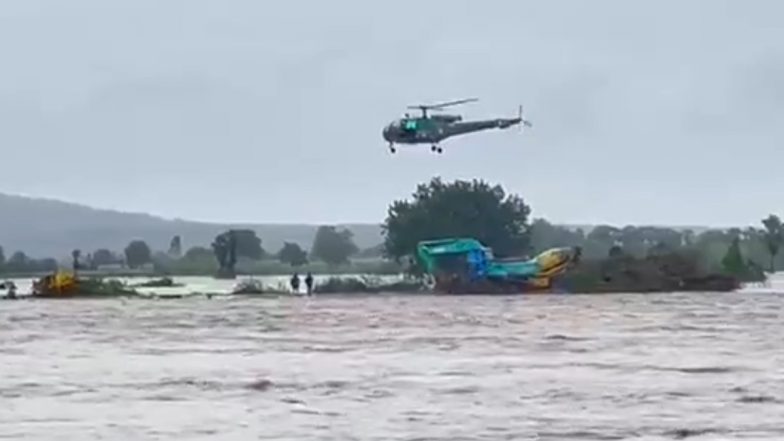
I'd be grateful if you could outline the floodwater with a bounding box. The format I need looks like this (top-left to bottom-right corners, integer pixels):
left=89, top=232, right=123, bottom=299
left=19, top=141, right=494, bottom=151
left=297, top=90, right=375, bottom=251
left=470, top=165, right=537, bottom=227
left=1, top=280, right=783, bottom=440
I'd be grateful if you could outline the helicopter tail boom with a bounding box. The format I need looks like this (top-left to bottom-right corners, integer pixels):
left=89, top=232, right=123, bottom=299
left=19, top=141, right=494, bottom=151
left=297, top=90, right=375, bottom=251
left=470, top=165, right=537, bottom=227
left=494, top=105, right=532, bottom=130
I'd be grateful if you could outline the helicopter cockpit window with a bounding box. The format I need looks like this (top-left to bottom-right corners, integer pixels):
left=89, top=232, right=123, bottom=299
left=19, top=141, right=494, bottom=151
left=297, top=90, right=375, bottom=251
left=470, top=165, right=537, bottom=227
left=403, top=120, right=418, bottom=131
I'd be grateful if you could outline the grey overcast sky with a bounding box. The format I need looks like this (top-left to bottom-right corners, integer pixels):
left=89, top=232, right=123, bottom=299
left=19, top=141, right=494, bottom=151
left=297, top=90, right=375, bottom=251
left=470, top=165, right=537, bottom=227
left=1, top=0, right=782, bottom=226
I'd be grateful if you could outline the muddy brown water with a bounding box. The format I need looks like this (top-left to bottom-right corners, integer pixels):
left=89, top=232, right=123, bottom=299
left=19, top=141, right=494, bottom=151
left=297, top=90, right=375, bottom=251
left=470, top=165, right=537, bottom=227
left=1, top=290, right=783, bottom=440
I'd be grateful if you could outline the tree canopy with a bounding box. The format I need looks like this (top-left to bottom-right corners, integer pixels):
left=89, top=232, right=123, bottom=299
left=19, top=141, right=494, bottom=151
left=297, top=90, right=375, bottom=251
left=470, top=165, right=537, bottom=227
left=7, top=251, right=29, bottom=271
left=183, top=246, right=213, bottom=261
left=383, top=177, right=532, bottom=261
left=71, top=249, right=81, bottom=271
left=1, top=251, right=57, bottom=273
left=237, top=230, right=265, bottom=260
left=216, top=230, right=264, bottom=261
left=311, top=226, right=358, bottom=266
left=719, top=233, right=765, bottom=282
left=277, top=242, right=308, bottom=267
left=761, top=214, right=783, bottom=272
left=168, top=235, right=182, bottom=258
left=211, top=231, right=238, bottom=273
left=529, top=219, right=585, bottom=253
left=124, top=240, right=152, bottom=269
left=721, top=236, right=745, bottom=274
left=92, top=249, right=118, bottom=267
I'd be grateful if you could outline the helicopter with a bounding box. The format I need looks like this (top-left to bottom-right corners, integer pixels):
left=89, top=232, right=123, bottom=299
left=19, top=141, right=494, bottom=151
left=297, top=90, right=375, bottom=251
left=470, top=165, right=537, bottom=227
left=382, top=98, right=532, bottom=154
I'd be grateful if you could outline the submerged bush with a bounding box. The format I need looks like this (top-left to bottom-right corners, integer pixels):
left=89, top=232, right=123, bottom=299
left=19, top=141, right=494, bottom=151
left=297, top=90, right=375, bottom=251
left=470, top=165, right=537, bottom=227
left=313, top=276, right=425, bottom=294
left=231, top=279, right=289, bottom=295
left=557, top=250, right=743, bottom=293
left=134, top=277, right=183, bottom=288
left=73, top=278, right=138, bottom=297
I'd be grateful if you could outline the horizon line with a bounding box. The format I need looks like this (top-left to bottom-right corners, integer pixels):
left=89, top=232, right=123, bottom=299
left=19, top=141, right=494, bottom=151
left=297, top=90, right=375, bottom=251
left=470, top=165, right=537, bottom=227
left=0, top=191, right=763, bottom=230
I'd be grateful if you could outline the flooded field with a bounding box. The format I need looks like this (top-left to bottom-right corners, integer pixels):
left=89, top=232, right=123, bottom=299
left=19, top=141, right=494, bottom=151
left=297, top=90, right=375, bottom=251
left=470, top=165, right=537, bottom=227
left=1, top=277, right=783, bottom=440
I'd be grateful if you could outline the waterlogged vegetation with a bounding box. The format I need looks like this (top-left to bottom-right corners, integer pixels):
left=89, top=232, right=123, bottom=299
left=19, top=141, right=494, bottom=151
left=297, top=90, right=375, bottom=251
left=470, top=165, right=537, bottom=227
left=29, top=277, right=139, bottom=298
left=131, top=277, right=184, bottom=288
left=1, top=177, right=780, bottom=296
left=313, top=276, right=425, bottom=294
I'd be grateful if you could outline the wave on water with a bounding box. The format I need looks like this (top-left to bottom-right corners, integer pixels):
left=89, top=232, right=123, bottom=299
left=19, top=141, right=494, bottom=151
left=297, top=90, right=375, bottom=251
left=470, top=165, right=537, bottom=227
left=1, top=290, right=782, bottom=440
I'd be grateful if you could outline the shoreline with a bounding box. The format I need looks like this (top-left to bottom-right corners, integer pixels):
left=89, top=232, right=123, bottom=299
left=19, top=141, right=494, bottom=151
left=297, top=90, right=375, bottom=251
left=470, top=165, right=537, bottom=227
left=3, top=262, right=775, bottom=299
left=2, top=288, right=767, bottom=301
left=2, top=277, right=768, bottom=300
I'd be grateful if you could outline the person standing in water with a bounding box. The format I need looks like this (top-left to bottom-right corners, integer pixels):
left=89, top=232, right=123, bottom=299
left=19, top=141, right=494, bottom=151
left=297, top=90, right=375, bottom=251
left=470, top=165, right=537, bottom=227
left=290, top=272, right=300, bottom=294
left=304, top=272, right=314, bottom=296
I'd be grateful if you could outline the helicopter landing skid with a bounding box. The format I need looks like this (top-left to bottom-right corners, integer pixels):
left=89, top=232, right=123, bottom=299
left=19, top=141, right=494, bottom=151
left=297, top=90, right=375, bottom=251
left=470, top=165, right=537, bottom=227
left=430, top=144, right=443, bottom=154
left=388, top=143, right=396, bottom=153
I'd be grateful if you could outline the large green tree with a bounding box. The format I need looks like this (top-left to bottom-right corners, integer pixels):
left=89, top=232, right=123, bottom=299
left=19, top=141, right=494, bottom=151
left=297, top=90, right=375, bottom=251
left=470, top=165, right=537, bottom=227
left=311, top=226, right=358, bottom=266
left=383, top=177, right=532, bottom=261
left=277, top=242, right=308, bottom=267
left=761, top=214, right=783, bottom=272
left=214, top=230, right=264, bottom=261
left=211, top=229, right=266, bottom=276
left=124, top=240, right=152, bottom=269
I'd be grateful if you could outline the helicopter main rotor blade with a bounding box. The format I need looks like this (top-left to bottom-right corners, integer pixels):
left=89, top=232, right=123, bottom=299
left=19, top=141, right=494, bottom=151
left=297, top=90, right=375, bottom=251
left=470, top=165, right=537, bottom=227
left=429, top=97, right=479, bottom=109
left=407, top=97, right=478, bottom=110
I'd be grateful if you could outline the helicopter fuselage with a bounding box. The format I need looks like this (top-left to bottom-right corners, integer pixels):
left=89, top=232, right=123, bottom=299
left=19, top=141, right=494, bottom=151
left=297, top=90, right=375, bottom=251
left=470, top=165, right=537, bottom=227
left=382, top=116, right=522, bottom=145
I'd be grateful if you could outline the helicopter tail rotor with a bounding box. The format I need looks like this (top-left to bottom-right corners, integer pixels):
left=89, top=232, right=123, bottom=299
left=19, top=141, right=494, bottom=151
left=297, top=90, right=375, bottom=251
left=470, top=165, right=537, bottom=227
left=518, top=105, right=532, bottom=130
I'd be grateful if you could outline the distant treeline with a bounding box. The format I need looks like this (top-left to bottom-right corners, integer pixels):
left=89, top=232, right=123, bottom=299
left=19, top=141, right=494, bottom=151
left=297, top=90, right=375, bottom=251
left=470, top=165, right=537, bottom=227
left=2, top=177, right=782, bottom=281
left=1, top=222, right=780, bottom=279
left=529, top=219, right=783, bottom=274
left=0, top=225, right=394, bottom=277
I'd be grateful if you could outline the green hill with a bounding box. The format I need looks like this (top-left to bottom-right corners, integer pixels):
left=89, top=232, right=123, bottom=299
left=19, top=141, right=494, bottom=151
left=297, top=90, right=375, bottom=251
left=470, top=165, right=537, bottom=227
left=0, top=193, right=383, bottom=258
